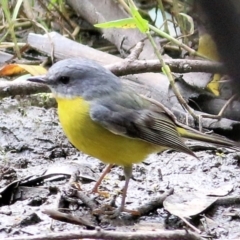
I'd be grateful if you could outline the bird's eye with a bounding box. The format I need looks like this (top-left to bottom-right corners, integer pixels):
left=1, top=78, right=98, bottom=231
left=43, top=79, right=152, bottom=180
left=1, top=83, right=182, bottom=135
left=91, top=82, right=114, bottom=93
left=59, top=76, right=70, bottom=84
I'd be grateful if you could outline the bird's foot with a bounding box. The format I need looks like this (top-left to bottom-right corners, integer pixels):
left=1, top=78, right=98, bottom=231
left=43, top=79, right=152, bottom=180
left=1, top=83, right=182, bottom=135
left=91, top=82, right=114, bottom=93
left=105, top=207, right=122, bottom=219
left=93, top=204, right=140, bottom=219
left=92, top=204, right=121, bottom=219
left=91, top=189, right=110, bottom=198
left=104, top=207, right=141, bottom=218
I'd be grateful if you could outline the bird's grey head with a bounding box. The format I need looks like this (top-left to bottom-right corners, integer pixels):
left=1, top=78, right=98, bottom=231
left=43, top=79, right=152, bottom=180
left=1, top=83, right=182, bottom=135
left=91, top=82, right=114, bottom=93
left=28, top=58, right=122, bottom=100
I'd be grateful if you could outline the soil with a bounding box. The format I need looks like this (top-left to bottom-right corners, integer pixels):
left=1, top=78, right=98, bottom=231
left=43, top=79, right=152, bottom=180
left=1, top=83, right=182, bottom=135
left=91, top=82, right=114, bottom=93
left=0, top=96, right=240, bottom=239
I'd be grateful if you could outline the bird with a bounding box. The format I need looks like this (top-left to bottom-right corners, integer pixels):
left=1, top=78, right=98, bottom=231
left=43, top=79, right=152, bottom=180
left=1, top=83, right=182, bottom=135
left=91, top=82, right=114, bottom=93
left=28, top=58, right=238, bottom=217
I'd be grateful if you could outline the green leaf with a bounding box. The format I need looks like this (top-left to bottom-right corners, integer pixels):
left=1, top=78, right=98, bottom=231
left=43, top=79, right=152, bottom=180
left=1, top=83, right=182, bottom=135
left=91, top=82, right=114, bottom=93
left=94, top=18, right=137, bottom=29
left=12, top=0, right=24, bottom=20
left=128, top=0, right=149, bottom=33
left=94, top=0, right=149, bottom=33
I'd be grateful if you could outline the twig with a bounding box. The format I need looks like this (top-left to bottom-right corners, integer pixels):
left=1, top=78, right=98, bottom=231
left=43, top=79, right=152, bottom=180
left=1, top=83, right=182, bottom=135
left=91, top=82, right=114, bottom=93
left=42, top=209, right=95, bottom=229
left=71, top=189, right=98, bottom=211
left=136, top=188, right=174, bottom=216
left=106, top=59, right=225, bottom=76
left=217, top=94, right=236, bottom=117
left=127, top=42, right=144, bottom=61
left=0, top=59, right=224, bottom=98
left=0, top=81, right=50, bottom=98
left=4, top=228, right=204, bottom=240
left=198, top=94, right=236, bottom=122
left=149, top=25, right=209, bottom=59
left=179, top=216, right=201, bottom=234
left=214, top=196, right=240, bottom=206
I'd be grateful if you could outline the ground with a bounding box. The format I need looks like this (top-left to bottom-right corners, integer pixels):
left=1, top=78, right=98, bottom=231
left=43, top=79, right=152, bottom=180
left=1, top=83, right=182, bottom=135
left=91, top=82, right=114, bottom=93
left=0, top=96, right=240, bottom=239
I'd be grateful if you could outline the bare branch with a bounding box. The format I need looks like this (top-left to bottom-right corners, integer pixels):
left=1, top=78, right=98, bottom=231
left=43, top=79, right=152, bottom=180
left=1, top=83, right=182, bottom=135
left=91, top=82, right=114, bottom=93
left=107, top=59, right=225, bottom=76
left=0, top=59, right=224, bottom=98
left=4, top=228, right=204, bottom=240
left=0, top=81, right=50, bottom=98
left=42, top=209, right=95, bottom=229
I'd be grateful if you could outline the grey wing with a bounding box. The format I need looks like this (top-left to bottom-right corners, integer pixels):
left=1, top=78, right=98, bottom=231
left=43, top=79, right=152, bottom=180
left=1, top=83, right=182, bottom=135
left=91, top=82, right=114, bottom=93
left=89, top=101, right=194, bottom=156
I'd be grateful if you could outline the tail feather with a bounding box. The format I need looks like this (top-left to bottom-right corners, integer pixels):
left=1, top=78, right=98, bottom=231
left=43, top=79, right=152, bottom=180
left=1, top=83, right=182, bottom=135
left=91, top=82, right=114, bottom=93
left=177, top=127, right=239, bottom=148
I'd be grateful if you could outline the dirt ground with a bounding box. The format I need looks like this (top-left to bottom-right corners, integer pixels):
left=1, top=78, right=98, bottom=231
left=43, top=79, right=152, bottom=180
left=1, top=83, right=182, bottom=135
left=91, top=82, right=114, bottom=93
left=1, top=96, right=240, bottom=240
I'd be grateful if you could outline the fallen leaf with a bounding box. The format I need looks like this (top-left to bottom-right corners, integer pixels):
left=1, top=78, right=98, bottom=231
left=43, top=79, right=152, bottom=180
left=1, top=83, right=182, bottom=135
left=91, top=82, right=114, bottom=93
left=0, top=64, right=25, bottom=76
left=0, top=64, right=47, bottom=77
left=18, top=64, right=47, bottom=76
left=163, top=191, right=218, bottom=218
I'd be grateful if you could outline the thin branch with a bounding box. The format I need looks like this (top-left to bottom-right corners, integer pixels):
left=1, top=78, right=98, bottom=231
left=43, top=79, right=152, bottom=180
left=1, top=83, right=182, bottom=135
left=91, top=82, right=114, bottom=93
left=0, top=59, right=224, bottom=98
left=217, top=94, right=236, bottom=117
left=136, top=188, right=174, bottom=216
left=0, top=81, right=50, bottom=98
left=42, top=209, right=95, bottom=229
left=106, top=59, right=225, bottom=76
left=4, top=228, right=204, bottom=240
left=127, top=41, right=144, bottom=61
left=214, top=195, right=240, bottom=206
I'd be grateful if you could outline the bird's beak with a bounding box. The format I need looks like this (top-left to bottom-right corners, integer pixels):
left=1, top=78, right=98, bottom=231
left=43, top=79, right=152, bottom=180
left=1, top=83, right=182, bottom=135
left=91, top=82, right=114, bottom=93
left=27, top=76, right=47, bottom=84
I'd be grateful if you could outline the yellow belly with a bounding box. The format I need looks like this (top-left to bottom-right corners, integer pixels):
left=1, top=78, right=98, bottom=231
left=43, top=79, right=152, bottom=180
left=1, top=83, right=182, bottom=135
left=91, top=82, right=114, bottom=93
left=56, top=97, right=162, bottom=166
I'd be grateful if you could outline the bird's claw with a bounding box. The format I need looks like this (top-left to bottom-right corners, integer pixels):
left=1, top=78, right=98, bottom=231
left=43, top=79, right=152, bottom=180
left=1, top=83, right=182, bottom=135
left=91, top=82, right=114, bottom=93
left=104, top=208, right=122, bottom=219
left=92, top=205, right=122, bottom=219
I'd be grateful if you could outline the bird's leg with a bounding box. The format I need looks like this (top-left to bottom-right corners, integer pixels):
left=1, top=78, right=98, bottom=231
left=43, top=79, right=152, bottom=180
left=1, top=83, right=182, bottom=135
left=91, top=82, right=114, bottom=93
left=104, top=164, right=132, bottom=218
left=119, top=165, right=132, bottom=212
left=91, top=164, right=113, bottom=193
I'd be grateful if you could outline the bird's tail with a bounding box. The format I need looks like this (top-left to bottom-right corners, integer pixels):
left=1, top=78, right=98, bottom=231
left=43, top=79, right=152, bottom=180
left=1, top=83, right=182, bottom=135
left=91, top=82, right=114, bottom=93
left=177, top=127, right=239, bottom=148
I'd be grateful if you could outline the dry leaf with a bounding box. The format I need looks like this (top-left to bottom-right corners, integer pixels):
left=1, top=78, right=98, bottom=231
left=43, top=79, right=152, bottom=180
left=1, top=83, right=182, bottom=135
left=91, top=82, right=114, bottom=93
left=163, top=191, right=218, bottom=218
left=0, top=64, right=47, bottom=77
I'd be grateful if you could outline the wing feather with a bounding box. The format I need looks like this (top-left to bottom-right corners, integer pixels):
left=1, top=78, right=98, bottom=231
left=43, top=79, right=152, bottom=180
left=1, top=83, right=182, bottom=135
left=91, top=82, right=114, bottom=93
left=89, top=94, right=194, bottom=156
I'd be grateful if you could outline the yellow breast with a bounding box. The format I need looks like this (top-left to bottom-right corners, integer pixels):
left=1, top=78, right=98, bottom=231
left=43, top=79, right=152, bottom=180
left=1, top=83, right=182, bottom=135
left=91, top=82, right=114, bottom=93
left=56, top=97, right=162, bottom=166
